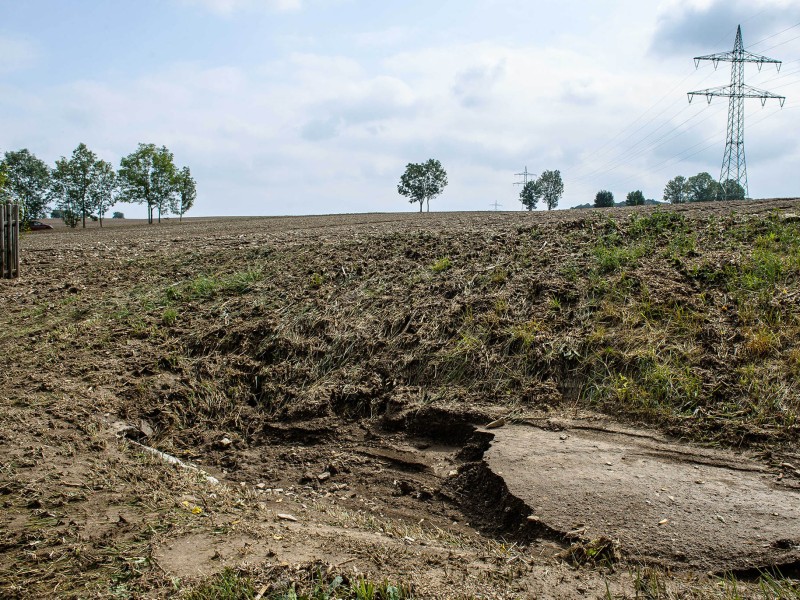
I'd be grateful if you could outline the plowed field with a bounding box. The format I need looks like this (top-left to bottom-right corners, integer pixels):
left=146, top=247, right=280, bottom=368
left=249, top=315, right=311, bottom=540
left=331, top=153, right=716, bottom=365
left=2, top=200, right=800, bottom=598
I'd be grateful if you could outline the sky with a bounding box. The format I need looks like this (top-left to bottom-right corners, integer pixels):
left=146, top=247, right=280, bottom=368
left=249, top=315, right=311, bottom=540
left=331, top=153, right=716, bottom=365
left=1, top=0, right=798, bottom=217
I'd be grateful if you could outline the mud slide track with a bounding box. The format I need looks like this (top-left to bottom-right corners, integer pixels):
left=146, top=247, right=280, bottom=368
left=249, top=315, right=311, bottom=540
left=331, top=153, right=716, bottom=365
left=482, top=421, right=800, bottom=572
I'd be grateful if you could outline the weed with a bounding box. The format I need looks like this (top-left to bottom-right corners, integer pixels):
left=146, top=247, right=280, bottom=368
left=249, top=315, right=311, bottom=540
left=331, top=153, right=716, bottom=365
left=490, top=267, right=508, bottom=284
left=743, top=329, right=779, bottom=358
left=493, top=298, right=509, bottom=315
left=559, top=262, right=580, bottom=282
left=787, top=347, right=800, bottom=376
left=509, top=319, right=541, bottom=349
left=431, top=256, right=452, bottom=273
left=162, top=308, right=178, bottom=326
left=593, top=243, right=646, bottom=274
left=309, top=273, right=324, bottom=289
left=629, top=210, right=686, bottom=239
left=185, top=567, right=254, bottom=600
left=188, top=275, right=221, bottom=299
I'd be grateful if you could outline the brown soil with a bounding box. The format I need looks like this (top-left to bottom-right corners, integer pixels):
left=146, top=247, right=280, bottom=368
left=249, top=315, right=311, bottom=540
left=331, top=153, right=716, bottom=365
left=484, top=421, right=800, bottom=573
left=2, top=201, right=800, bottom=598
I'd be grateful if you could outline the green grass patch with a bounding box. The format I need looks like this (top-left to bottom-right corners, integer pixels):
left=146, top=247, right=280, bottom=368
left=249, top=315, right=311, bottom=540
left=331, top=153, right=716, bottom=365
left=430, top=256, right=452, bottom=273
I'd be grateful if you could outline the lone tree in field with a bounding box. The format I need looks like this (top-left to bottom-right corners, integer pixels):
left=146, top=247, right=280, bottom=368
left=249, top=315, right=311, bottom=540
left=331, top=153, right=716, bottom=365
left=519, top=180, right=540, bottom=210
left=537, top=169, right=564, bottom=211
left=626, top=190, right=645, bottom=206
left=2, top=149, right=51, bottom=220
left=397, top=159, right=448, bottom=213
left=663, top=176, right=688, bottom=204
left=118, top=143, right=178, bottom=224
left=594, top=190, right=615, bottom=208
left=172, top=166, right=197, bottom=222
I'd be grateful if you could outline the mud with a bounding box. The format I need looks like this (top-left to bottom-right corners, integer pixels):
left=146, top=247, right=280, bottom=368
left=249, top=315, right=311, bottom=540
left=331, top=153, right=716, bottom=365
left=484, top=421, right=800, bottom=572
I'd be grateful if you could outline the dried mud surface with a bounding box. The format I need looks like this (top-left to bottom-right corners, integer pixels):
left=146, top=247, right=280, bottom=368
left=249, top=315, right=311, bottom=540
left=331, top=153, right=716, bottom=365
left=2, top=201, right=800, bottom=598
left=485, top=421, right=800, bottom=573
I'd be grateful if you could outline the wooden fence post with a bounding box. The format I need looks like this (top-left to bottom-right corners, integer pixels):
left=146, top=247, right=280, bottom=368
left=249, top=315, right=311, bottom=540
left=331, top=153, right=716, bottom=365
left=1, top=203, right=20, bottom=279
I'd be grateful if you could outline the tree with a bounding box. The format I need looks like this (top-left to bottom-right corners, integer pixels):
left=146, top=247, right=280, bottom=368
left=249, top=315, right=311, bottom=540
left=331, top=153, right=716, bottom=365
left=172, top=166, right=197, bottom=221
left=537, top=169, right=564, bottom=211
left=519, top=180, right=540, bottom=211
left=663, top=176, right=688, bottom=204
left=50, top=144, right=99, bottom=228
left=112, top=211, right=125, bottom=219
left=118, top=143, right=178, bottom=224
left=0, top=162, right=9, bottom=204
left=2, top=149, right=52, bottom=220
left=89, top=160, right=117, bottom=227
left=686, top=172, right=722, bottom=203
left=397, top=159, right=448, bottom=213
left=51, top=159, right=80, bottom=228
left=594, top=190, right=615, bottom=208
left=720, top=178, right=746, bottom=200
left=626, top=190, right=646, bottom=206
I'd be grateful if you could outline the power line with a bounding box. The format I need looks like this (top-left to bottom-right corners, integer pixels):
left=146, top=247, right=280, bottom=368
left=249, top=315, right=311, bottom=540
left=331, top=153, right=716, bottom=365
left=687, top=25, right=785, bottom=198
left=745, top=21, right=800, bottom=49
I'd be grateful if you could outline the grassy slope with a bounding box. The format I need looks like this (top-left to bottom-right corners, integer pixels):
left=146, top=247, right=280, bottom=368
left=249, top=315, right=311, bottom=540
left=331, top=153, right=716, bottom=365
left=120, top=207, right=800, bottom=451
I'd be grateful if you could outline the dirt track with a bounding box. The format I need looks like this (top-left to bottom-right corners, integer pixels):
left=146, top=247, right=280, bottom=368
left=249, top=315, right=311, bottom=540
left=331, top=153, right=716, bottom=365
left=2, top=201, right=800, bottom=598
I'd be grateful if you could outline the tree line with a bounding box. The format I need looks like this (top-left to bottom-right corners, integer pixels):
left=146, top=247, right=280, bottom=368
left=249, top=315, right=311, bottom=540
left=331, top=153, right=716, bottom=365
left=397, top=159, right=566, bottom=212
left=585, top=173, right=746, bottom=209
left=0, top=143, right=196, bottom=227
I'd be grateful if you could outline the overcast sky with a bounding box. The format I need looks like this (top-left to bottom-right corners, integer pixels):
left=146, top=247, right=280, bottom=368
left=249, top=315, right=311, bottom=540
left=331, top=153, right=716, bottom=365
left=1, top=0, right=798, bottom=217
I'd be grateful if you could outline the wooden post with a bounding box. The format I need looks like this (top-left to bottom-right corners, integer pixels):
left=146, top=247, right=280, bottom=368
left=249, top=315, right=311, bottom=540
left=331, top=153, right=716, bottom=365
left=1, top=203, right=20, bottom=279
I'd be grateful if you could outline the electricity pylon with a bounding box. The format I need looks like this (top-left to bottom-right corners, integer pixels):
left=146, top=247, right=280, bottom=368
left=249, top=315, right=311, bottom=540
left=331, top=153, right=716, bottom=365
left=688, top=25, right=785, bottom=199
left=514, top=166, right=536, bottom=210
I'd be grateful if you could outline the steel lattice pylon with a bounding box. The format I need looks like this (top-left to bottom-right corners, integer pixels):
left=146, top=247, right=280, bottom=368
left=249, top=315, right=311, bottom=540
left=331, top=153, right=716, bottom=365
left=688, top=25, right=785, bottom=199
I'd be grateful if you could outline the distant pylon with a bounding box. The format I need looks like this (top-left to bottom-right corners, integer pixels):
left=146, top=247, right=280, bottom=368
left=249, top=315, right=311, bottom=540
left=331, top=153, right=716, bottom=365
left=688, top=25, right=785, bottom=199
left=490, top=200, right=503, bottom=211
left=514, top=166, right=536, bottom=210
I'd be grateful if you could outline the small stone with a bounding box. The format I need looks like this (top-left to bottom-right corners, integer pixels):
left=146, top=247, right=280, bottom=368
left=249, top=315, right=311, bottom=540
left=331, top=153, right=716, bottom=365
left=486, top=418, right=506, bottom=430
left=448, top=469, right=458, bottom=477
left=527, top=515, right=541, bottom=522
left=317, top=471, right=331, bottom=482
left=559, top=435, right=568, bottom=441
left=218, top=437, right=233, bottom=448
left=277, top=513, right=298, bottom=522
left=137, top=419, right=154, bottom=438
left=658, top=519, right=669, bottom=526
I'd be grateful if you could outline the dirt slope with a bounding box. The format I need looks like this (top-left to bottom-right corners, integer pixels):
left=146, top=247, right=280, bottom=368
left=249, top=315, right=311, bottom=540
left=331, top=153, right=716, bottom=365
left=2, top=200, right=800, bottom=598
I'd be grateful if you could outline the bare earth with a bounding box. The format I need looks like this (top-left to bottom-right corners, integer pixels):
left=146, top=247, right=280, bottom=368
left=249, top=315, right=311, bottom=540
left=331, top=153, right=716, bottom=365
left=2, top=202, right=800, bottom=598
left=485, top=421, right=800, bottom=572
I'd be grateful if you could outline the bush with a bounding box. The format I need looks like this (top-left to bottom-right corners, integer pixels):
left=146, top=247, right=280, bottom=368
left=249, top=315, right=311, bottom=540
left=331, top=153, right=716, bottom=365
left=595, top=190, right=615, bottom=208
left=112, top=211, right=125, bottom=219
